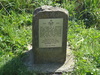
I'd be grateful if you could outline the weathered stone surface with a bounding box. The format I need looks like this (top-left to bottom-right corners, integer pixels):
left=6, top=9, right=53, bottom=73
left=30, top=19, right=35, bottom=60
left=23, top=43, right=74, bottom=73
left=32, top=5, right=68, bottom=64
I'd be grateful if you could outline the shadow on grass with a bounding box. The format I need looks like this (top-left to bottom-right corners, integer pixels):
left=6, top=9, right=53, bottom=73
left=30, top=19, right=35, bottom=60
left=0, top=55, right=34, bottom=75
left=0, top=49, right=64, bottom=75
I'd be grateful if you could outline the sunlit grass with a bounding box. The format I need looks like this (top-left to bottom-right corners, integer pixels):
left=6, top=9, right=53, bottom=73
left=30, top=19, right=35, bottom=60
left=68, top=21, right=100, bottom=74
left=0, top=0, right=100, bottom=75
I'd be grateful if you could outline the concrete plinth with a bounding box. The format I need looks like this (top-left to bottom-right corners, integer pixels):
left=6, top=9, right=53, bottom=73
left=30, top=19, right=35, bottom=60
left=22, top=43, right=74, bottom=74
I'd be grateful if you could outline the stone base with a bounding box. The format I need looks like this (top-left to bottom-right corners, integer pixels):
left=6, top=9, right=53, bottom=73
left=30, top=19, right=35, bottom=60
left=22, top=43, right=74, bottom=73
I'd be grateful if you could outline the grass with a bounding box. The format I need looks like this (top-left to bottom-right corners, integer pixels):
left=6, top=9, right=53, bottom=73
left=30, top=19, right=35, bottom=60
left=0, top=0, right=100, bottom=75
left=0, top=9, right=32, bottom=75
left=68, top=21, right=100, bottom=75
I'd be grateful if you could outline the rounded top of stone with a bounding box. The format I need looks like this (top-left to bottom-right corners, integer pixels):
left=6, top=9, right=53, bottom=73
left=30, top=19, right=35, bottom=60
left=34, top=5, right=69, bottom=16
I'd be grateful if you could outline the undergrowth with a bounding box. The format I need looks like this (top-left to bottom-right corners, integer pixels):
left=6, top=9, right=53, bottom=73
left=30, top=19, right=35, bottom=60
left=0, top=10, right=32, bottom=74
left=68, top=21, right=100, bottom=75
left=0, top=0, right=100, bottom=75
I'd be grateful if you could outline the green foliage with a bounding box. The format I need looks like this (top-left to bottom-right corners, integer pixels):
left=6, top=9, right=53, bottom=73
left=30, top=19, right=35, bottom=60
left=75, top=0, right=100, bottom=28
left=0, top=0, right=100, bottom=75
left=68, top=20, right=100, bottom=75
left=63, top=0, right=76, bottom=21
left=0, top=9, right=32, bottom=74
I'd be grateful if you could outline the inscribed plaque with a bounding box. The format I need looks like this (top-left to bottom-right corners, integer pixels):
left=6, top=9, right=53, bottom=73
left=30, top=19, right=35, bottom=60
left=39, top=18, right=63, bottom=48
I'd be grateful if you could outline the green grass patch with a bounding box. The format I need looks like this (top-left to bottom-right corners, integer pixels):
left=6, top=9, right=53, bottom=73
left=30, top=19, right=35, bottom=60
left=0, top=10, right=33, bottom=74
left=68, top=21, right=100, bottom=75
left=0, top=0, right=100, bottom=75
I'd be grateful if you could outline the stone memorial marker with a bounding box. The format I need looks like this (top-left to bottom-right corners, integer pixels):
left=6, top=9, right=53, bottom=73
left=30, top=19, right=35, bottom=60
left=32, top=5, right=68, bottom=64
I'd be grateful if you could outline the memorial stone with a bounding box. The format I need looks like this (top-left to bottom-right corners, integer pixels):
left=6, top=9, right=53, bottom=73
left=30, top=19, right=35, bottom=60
left=32, top=5, right=68, bottom=64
